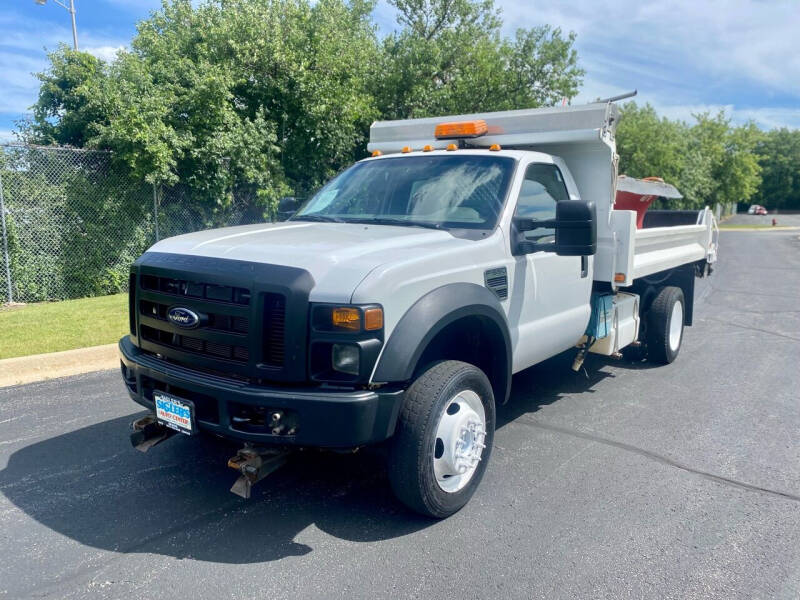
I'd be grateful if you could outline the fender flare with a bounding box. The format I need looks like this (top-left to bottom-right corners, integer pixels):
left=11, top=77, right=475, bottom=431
left=372, top=283, right=512, bottom=403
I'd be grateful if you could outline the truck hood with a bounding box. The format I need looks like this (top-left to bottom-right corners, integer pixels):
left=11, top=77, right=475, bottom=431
left=146, top=221, right=470, bottom=302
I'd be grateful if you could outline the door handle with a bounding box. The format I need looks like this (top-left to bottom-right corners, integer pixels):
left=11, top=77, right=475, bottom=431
left=580, top=255, right=588, bottom=278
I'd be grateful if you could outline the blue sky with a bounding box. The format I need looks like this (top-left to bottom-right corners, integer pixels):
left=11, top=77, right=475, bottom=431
left=2, top=0, right=799, bottom=142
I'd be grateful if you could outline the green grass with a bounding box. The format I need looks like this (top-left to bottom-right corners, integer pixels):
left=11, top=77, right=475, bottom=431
left=0, top=293, right=128, bottom=360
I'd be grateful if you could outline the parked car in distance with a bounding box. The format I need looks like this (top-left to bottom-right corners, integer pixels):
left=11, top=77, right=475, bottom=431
left=748, top=204, right=768, bottom=215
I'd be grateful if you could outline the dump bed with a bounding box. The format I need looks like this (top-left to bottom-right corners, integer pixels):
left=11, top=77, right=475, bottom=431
left=610, top=177, right=718, bottom=286
left=633, top=207, right=717, bottom=279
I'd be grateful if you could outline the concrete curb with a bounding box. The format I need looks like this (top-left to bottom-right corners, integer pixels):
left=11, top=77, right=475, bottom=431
left=0, top=343, right=119, bottom=388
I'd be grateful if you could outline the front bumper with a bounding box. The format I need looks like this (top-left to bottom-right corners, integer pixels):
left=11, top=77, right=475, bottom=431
left=119, top=336, right=403, bottom=448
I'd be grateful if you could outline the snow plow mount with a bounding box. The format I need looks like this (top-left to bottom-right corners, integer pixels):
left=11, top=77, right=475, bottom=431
left=227, top=446, right=291, bottom=499
left=130, top=414, right=176, bottom=452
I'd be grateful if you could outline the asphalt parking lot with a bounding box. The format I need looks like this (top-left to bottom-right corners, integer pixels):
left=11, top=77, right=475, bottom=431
left=1, top=228, right=799, bottom=599
left=725, top=212, right=800, bottom=227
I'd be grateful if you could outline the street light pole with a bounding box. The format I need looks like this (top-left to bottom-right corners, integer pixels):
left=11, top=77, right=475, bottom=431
left=68, top=0, right=78, bottom=51
left=34, top=0, right=78, bottom=51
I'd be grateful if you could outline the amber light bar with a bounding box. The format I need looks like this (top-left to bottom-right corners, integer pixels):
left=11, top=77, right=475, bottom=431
left=434, top=119, right=488, bottom=140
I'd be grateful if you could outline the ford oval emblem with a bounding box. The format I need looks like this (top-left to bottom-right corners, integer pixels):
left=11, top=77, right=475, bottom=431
left=167, top=307, right=200, bottom=329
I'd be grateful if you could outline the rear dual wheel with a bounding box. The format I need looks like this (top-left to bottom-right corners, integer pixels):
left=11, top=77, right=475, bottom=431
left=387, top=360, right=495, bottom=519
left=645, top=286, right=685, bottom=364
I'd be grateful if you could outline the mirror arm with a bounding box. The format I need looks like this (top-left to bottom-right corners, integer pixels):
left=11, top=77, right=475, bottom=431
left=514, top=218, right=591, bottom=232
left=512, top=217, right=557, bottom=232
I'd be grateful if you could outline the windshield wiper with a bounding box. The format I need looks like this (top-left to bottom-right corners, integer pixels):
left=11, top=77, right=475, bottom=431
left=348, top=217, right=444, bottom=230
left=291, top=214, right=346, bottom=223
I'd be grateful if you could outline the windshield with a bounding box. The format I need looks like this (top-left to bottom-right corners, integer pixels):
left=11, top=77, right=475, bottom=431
left=293, top=155, right=516, bottom=230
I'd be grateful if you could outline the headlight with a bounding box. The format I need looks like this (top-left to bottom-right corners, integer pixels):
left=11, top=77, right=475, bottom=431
left=332, top=343, right=359, bottom=375
left=332, top=307, right=361, bottom=330
left=316, top=306, right=384, bottom=332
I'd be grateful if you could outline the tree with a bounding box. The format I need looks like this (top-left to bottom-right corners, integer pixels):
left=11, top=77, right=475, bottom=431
left=616, top=103, right=689, bottom=184
left=24, top=47, right=109, bottom=147
left=23, top=0, right=382, bottom=219
left=616, top=103, right=763, bottom=209
left=691, top=112, right=761, bottom=208
left=375, top=0, right=583, bottom=119
left=754, top=128, right=800, bottom=210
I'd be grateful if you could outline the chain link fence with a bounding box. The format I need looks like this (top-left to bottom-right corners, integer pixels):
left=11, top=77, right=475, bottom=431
left=0, top=145, right=280, bottom=304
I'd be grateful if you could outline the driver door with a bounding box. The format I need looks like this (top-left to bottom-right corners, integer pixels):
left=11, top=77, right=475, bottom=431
left=508, top=161, right=592, bottom=372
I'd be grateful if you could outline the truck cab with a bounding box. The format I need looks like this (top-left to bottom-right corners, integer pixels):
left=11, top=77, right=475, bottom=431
left=120, top=102, right=718, bottom=517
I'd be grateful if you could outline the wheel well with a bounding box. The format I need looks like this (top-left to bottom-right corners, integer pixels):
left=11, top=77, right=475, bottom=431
left=631, top=262, right=695, bottom=326
left=413, top=315, right=510, bottom=404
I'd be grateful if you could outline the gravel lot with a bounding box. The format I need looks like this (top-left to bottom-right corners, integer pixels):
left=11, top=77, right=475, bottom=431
left=1, top=229, right=799, bottom=599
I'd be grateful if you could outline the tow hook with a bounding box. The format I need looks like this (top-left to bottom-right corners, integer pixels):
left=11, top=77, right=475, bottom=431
left=130, top=414, right=176, bottom=452
left=227, top=446, right=291, bottom=499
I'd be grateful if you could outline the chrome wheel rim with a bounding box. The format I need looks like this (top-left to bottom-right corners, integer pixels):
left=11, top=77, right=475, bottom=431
left=669, top=300, right=683, bottom=352
left=433, top=390, right=487, bottom=493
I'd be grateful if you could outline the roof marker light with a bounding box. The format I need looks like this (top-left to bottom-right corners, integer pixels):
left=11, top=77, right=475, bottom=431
left=434, top=119, right=489, bottom=140
left=401, top=146, right=412, bottom=153
left=446, top=143, right=458, bottom=151
left=371, top=150, right=382, bottom=157
left=423, top=145, right=433, bottom=152
left=489, top=144, right=501, bottom=151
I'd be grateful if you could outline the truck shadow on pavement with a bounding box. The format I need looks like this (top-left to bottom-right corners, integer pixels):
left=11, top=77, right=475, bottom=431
left=0, top=352, right=618, bottom=564
left=498, top=351, right=617, bottom=427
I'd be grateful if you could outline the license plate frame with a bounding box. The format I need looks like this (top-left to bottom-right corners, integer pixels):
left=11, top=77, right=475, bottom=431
left=154, top=391, right=195, bottom=436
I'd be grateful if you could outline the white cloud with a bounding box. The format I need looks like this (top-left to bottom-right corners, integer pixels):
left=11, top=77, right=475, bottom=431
left=574, top=75, right=800, bottom=130
left=0, top=52, right=48, bottom=114
left=84, top=45, right=126, bottom=62
left=376, top=0, right=800, bottom=128
left=499, top=0, right=800, bottom=94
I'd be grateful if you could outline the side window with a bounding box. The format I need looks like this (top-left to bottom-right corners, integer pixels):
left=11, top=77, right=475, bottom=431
left=514, top=163, right=570, bottom=243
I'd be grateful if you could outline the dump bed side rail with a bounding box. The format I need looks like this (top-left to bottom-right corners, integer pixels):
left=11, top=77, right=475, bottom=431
left=631, top=207, right=716, bottom=281
left=609, top=207, right=717, bottom=286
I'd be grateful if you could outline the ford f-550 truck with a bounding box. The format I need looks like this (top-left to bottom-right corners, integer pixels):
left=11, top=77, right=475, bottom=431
left=120, top=102, right=718, bottom=518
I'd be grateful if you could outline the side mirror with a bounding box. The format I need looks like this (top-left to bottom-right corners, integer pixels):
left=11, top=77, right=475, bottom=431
left=277, top=197, right=301, bottom=221
left=552, top=200, right=596, bottom=256
left=513, top=200, right=596, bottom=256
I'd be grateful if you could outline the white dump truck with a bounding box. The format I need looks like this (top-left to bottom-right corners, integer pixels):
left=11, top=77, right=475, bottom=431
left=120, top=101, right=718, bottom=517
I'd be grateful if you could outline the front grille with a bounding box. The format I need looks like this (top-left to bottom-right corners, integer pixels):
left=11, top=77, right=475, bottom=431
left=131, top=253, right=311, bottom=382
left=141, top=325, right=251, bottom=363
left=139, top=299, right=249, bottom=334
left=141, top=274, right=251, bottom=306
left=263, top=293, right=286, bottom=367
left=136, top=272, right=260, bottom=370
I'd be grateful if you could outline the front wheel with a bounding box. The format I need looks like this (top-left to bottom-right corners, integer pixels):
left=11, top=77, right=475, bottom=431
left=387, top=360, right=495, bottom=518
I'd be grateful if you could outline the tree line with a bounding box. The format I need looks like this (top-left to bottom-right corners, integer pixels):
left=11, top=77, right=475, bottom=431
left=18, top=0, right=800, bottom=218
left=617, top=103, right=800, bottom=211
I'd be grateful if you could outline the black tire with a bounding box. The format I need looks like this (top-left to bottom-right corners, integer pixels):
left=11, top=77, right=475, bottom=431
left=646, top=286, right=685, bottom=364
left=387, top=360, right=495, bottom=518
